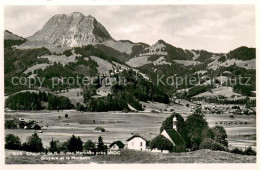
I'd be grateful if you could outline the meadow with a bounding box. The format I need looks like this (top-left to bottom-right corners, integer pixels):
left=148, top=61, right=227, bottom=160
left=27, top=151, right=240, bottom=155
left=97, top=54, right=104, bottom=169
left=5, top=111, right=256, bottom=150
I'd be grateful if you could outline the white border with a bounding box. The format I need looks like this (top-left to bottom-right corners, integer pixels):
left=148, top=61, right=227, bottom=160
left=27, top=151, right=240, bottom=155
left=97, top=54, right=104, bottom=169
left=0, top=0, right=258, bottom=170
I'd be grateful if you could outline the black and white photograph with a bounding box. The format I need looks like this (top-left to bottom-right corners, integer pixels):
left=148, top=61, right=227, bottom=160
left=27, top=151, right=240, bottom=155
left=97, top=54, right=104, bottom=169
left=1, top=0, right=258, bottom=169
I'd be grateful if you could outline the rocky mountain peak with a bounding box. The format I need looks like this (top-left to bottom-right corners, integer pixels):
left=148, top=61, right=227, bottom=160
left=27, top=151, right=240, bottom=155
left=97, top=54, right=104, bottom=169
left=27, top=12, right=114, bottom=47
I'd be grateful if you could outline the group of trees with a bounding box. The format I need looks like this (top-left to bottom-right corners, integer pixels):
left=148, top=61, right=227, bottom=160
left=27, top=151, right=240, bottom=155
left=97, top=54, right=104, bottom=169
left=4, top=39, right=26, bottom=49
left=5, top=133, right=44, bottom=152
left=5, top=91, right=74, bottom=110
left=5, top=133, right=108, bottom=155
left=4, top=47, right=51, bottom=95
left=76, top=69, right=169, bottom=112
left=160, top=113, right=228, bottom=151
left=230, top=146, right=256, bottom=156
left=226, top=46, right=255, bottom=61
left=149, top=135, right=173, bottom=152
left=78, top=91, right=142, bottom=112
left=113, top=70, right=170, bottom=104
left=157, top=112, right=255, bottom=154
left=5, top=119, right=41, bottom=130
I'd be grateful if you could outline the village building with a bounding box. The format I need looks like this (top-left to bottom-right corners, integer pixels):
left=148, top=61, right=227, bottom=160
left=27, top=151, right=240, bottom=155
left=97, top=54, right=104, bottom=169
left=160, top=117, right=186, bottom=152
left=126, top=134, right=153, bottom=151
left=109, top=141, right=125, bottom=151
left=126, top=117, right=186, bottom=153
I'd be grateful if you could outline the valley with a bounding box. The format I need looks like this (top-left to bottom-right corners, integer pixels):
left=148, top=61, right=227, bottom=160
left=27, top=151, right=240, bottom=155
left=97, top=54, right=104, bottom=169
left=3, top=11, right=257, bottom=164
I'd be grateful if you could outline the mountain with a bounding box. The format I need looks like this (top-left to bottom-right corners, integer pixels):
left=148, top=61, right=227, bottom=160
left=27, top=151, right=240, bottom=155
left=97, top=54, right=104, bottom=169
left=141, top=39, right=194, bottom=60
left=4, top=13, right=256, bottom=103
left=27, top=12, right=114, bottom=47
left=4, top=30, right=26, bottom=40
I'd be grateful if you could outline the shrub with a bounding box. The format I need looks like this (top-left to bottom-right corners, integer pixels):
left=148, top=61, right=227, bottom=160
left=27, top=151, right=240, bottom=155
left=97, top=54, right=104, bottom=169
left=244, top=146, right=256, bottom=156
left=230, top=147, right=244, bottom=154
left=22, top=132, right=44, bottom=152
left=49, top=138, right=61, bottom=154
left=84, top=140, right=95, bottom=152
left=149, top=135, right=173, bottom=152
left=67, top=135, right=83, bottom=153
left=5, top=134, right=21, bottom=150
left=199, top=138, right=226, bottom=151
left=5, top=120, right=17, bottom=129
left=63, top=49, right=73, bottom=57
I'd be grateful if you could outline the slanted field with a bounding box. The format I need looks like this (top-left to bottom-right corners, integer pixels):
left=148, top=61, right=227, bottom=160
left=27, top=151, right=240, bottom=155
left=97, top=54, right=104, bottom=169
left=126, top=56, right=151, bottom=68
left=153, top=56, right=171, bottom=66
left=56, top=88, right=84, bottom=105
left=90, top=56, right=113, bottom=75
left=103, top=40, right=133, bottom=54
left=208, top=57, right=256, bottom=70
left=40, top=54, right=77, bottom=66
left=172, top=60, right=201, bottom=66
left=23, top=63, right=51, bottom=74
left=192, top=86, right=242, bottom=98
left=16, top=40, right=70, bottom=54
left=96, top=85, right=112, bottom=97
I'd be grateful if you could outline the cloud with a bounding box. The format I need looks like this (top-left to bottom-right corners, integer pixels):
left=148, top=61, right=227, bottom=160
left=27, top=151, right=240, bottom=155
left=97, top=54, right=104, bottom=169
left=4, top=5, right=255, bottom=53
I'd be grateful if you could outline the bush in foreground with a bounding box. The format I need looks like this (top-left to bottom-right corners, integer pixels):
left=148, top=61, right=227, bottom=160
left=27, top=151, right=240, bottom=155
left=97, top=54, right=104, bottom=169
left=149, top=135, right=173, bottom=152
left=22, top=132, right=44, bottom=152
left=199, top=138, right=227, bottom=151
left=5, top=134, right=21, bottom=150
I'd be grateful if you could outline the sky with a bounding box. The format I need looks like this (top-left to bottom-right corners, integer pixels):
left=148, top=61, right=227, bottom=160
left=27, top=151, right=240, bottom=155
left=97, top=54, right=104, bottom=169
left=4, top=5, right=255, bottom=53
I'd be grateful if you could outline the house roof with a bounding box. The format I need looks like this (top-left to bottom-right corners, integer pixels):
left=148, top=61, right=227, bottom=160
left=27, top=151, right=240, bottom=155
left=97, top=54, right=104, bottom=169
left=109, top=141, right=125, bottom=148
left=164, top=129, right=186, bottom=146
left=126, top=133, right=154, bottom=142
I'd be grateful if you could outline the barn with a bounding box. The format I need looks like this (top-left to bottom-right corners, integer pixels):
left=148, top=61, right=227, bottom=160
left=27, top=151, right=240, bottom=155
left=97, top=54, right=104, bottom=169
left=109, top=141, right=125, bottom=151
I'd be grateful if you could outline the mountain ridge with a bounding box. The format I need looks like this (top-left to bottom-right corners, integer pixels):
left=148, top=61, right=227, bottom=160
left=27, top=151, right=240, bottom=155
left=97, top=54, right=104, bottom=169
left=27, top=12, right=114, bottom=47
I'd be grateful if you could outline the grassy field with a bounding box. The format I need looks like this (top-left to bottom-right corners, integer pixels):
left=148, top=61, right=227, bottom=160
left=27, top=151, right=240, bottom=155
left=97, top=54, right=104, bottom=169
left=5, top=111, right=256, bottom=150
left=5, top=149, right=256, bottom=164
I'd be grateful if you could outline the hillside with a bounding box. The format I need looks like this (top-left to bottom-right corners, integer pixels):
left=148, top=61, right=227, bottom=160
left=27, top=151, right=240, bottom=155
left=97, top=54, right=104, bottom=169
left=4, top=13, right=256, bottom=111
left=4, top=30, right=26, bottom=40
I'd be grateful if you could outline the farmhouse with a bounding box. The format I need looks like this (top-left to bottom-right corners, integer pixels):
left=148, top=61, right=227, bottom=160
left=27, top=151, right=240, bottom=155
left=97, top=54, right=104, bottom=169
left=126, top=133, right=153, bottom=151
left=160, top=117, right=186, bottom=152
left=109, top=141, right=125, bottom=151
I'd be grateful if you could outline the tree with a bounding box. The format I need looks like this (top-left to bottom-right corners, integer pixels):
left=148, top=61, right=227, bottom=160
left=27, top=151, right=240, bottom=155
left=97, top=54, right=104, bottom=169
left=67, top=135, right=83, bottom=153
left=84, top=140, right=95, bottom=152
left=5, top=134, right=21, bottom=150
left=211, top=126, right=228, bottom=147
left=244, top=146, right=256, bottom=155
left=97, top=136, right=105, bottom=154
left=149, top=135, right=173, bottom=152
left=201, top=128, right=214, bottom=140
left=185, top=113, right=208, bottom=150
left=49, top=138, right=60, bottom=154
left=160, top=113, right=188, bottom=145
left=22, top=132, right=44, bottom=152
left=199, top=138, right=226, bottom=151
left=65, top=114, right=68, bottom=118
left=230, top=147, right=243, bottom=154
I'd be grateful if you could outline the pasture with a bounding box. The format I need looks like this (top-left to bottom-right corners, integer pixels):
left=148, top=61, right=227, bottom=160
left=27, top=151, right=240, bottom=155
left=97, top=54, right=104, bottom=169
left=5, top=111, right=256, bottom=150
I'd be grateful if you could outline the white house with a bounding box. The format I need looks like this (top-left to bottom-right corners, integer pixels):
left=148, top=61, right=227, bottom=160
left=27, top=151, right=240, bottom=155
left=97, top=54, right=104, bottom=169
left=126, top=134, right=153, bottom=151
